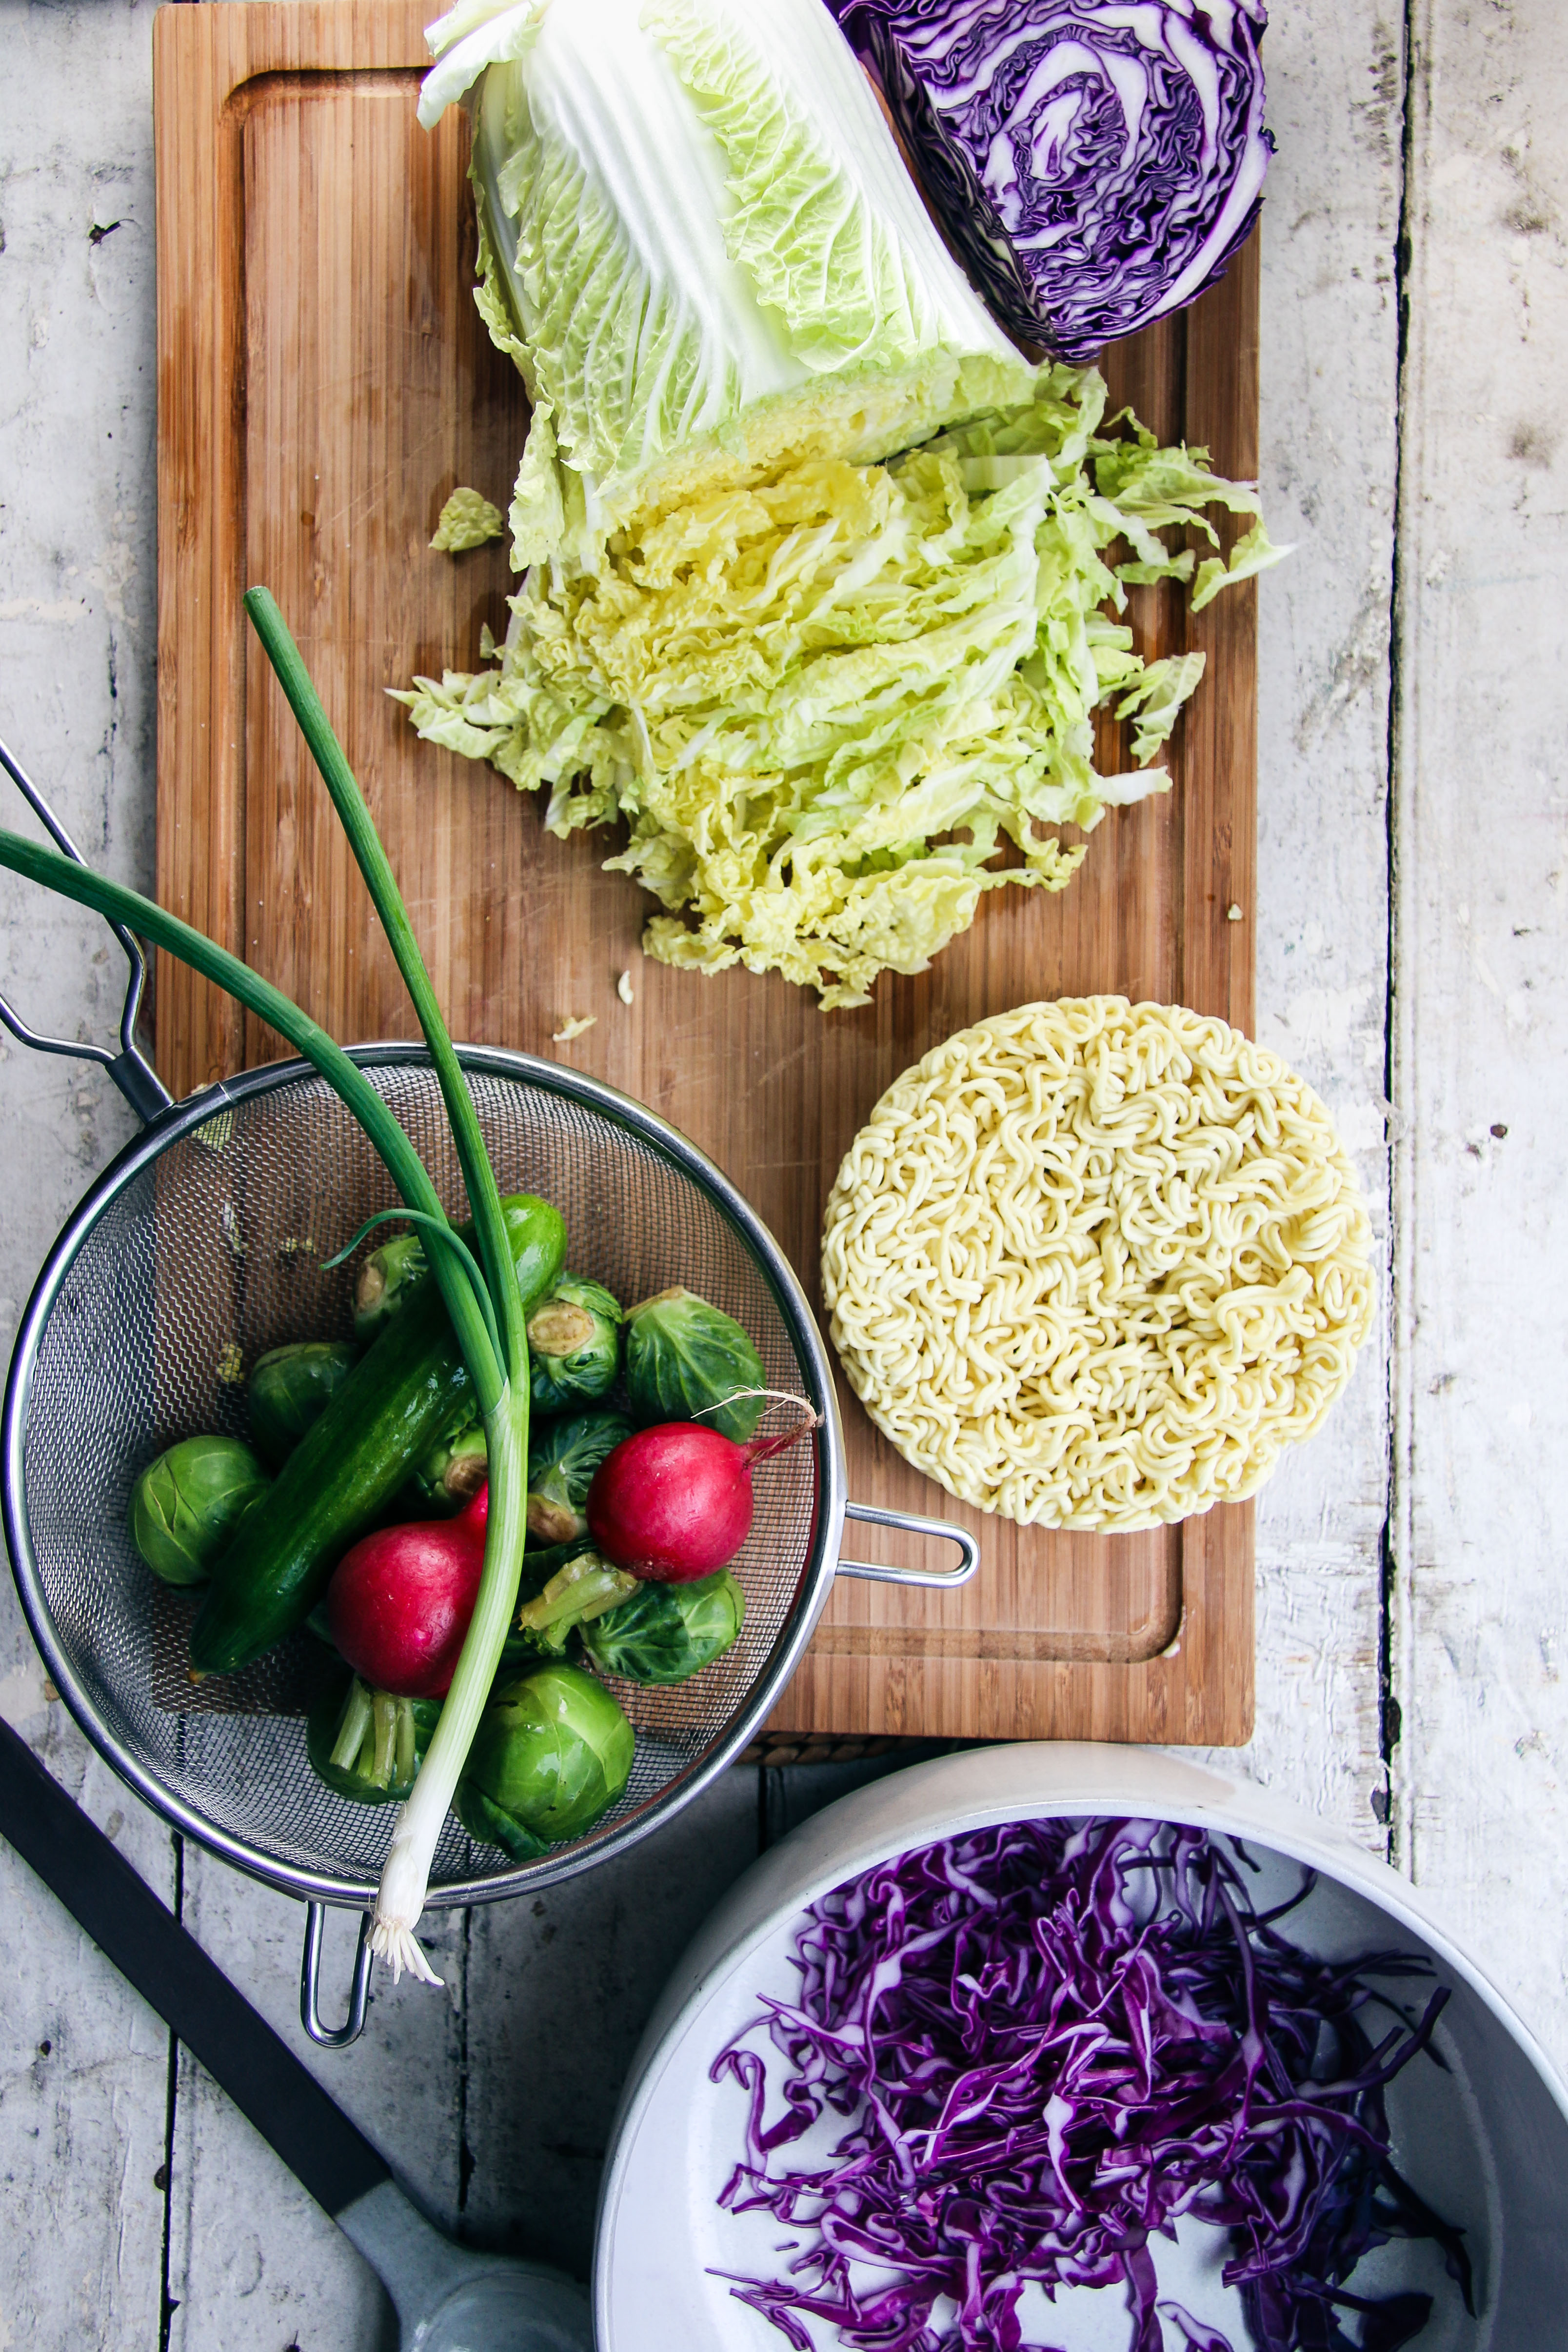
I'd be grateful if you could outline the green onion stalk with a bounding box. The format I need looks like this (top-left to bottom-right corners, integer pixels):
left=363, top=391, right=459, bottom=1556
left=0, top=589, right=531, bottom=1988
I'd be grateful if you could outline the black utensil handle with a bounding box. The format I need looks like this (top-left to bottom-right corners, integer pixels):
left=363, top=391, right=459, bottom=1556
left=0, top=1716, right=388, bottom=2218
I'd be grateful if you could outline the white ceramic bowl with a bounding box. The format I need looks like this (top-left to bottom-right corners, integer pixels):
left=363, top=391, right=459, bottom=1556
left=595, top=1744, right=1568, bottom=2351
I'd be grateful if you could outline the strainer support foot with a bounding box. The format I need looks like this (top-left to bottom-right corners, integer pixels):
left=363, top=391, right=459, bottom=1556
left=301, top=1902, right=375, bottom=2048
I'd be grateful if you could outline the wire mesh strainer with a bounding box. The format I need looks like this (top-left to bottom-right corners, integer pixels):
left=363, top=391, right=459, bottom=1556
left=0, top=744, right=976, bottom=2045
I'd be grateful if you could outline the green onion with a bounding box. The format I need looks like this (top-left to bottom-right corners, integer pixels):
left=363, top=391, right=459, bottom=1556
left=0, top=586, right=539, bottom=1989
left=242, top=588, right=534, bottom=1989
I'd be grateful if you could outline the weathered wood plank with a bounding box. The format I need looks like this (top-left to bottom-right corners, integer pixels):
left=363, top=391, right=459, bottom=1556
left=0, top=4, right=176, bottom=2342
left=0, top=1723, right=171, bottom=2352
left=0, top=1840, right=168, bottom=2348
left=164, top=1854, right=464, bottom=2351
left=462, top=1768, right=761, bottom=2281
left=1190, top=0, right=1404, bottom=1849
left=1393, top=0, right=1568, bottom=2066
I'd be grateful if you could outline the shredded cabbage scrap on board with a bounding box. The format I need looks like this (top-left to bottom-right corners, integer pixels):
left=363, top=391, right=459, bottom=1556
left=430, top=487, right=506, bottom=552
left=397, top=366, right=1279, bottom=1009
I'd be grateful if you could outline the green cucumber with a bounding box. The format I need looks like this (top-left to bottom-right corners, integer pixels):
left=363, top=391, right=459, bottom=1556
left=189, top=1194, right=566, bottom=1676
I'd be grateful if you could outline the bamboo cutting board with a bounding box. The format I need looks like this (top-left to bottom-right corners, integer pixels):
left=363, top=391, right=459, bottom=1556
left=155, top=0, right=1256, bottom=1745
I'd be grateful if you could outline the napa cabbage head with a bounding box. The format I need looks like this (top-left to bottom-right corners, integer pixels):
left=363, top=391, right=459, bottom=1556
left=420, top=0, right=1037, bottom=569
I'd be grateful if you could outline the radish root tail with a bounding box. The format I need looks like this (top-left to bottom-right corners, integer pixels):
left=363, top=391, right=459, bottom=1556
left=695, top=1386, right=820, bottom=1428
left=695, top=1389, right=824, bottom=1466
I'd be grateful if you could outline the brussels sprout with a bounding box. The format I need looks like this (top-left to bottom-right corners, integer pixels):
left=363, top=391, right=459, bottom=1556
left=247, top=1340, right=358, bottom=1467
left=410, top=1415, right=488, bottom=1512
left=623, top=1286, right=765, bottom=1441
left=129, top=1436, right=271, bottom=1586
left=456, top=1664, right=633, bottom=1854
left=581, top=1569, right=745, bottom=1684
left=527, top=1274, right=623, bottom=1412
left=526, top=1408, right=634, bottom=1545
left=306, top=1670, right=439, bottom=1804
left=353, top=1232, right=427, bottom=1340
left=454, top=1780, right=550, bottom=1863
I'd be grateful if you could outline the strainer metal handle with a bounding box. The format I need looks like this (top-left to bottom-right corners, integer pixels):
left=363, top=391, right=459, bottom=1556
left=301, top=1902, right=376, bottom=2049
left=0, top=735, right=171, bottom=1124
left=836, top=1501, right=980, bottom=1588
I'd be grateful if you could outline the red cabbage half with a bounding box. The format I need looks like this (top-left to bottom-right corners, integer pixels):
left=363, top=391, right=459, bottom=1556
left=712, top=1819, right=1473, bottom=2352
left=825, top=0, right=1273, bottom=361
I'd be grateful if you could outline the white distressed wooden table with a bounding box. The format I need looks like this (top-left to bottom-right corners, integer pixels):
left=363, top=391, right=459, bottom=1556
left=0, top=0, right=1563, bottom=2339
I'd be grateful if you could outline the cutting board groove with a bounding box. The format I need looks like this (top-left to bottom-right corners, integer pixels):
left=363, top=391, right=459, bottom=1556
left=155, top=0, right=1256, bottom=1745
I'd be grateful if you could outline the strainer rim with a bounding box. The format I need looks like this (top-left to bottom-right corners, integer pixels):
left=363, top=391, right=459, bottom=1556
left=3, top=1042, right=847, bottom=1908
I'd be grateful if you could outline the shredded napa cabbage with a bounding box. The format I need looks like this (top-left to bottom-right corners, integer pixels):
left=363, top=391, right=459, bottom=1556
left=397, top=365, right=1271, bottom=1009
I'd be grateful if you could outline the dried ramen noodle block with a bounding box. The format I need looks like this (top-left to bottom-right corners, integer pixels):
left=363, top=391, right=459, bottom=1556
left=821, top=998, right=1373, bottom=1533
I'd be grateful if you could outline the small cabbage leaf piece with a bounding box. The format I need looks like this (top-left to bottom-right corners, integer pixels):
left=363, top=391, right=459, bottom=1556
left=1115, top=653, right=1208, bottom=768
left=431, top=487, right=506, bottom=552
left=826, top=0, right=1273, bottom=362
left=1191, top=518, right=1292, bottom=613
left=419, top=0, right=1035, bottom=570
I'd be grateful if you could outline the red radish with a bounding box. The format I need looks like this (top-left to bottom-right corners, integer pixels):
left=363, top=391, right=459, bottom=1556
left=586, top=1415, right=817, bottom=1583
left=326, top=1486, right=489, bottom=1698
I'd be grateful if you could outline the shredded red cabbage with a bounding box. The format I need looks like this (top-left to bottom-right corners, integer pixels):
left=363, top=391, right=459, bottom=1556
left=826, top=0, right=1273, bottom=362
left=711, top=1819, right=1473, bottom=2352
